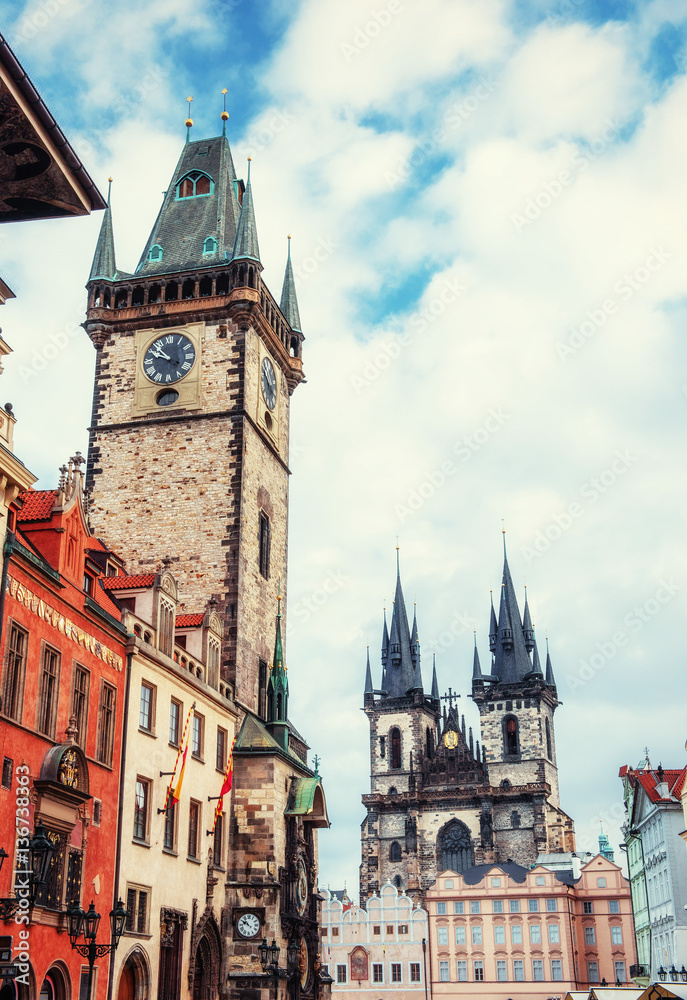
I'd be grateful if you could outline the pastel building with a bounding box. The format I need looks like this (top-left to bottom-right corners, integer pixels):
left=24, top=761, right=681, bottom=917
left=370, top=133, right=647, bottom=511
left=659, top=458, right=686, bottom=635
left=320, top=882, right=428, bottom=998
left=425, top=854, right=636, bottom=999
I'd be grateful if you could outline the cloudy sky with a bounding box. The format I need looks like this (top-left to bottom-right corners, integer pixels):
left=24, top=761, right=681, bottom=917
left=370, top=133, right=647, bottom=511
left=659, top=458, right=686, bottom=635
left=3, top=0, right=687, bottom=898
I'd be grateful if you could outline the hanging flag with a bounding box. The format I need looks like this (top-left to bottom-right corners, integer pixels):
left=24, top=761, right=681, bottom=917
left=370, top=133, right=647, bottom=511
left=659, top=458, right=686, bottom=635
left=161, top=702, right=195, bottom=814
left=210, top=734, right=237, bottom=835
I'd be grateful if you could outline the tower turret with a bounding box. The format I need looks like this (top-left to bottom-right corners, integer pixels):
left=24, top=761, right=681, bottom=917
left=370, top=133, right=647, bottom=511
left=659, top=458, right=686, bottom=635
left=266, top=591, right=289, bottom=749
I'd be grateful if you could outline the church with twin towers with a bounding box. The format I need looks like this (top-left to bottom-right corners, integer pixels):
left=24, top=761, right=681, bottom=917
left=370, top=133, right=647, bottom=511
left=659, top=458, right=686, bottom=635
left=360, top=540, right=576, bottom=903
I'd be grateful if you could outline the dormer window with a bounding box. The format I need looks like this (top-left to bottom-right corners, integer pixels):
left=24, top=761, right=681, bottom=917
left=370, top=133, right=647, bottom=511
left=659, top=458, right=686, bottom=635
left=176, top=171, right=214, bottom=200
left=203, top=237, right=218, bottom=255
left=149, top=245, right=163, bottom=262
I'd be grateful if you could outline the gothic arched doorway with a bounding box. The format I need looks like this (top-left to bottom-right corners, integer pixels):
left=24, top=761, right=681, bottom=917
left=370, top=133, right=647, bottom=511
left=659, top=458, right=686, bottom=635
left=192, top=937, right=212, bottom=1000
left=437, top=819, right=474, bottom=873
left=117, top=947, right=150, bottom=1000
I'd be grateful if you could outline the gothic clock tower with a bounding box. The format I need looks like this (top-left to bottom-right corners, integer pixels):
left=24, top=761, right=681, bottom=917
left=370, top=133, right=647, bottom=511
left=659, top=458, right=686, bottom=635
left=83, top=121, right=304, bottom=712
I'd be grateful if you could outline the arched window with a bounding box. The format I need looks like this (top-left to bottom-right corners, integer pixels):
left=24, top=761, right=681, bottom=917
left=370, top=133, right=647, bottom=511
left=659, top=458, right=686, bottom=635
left=149, top=244, right=163, bottom=262
left=390, top=728, right=401, bottom=769
left=390, top=841, right=402, bottom=862
left=389, top=787, right=397, bottom=796
left=511, top=810, right=521, bottom=829
left=176, top=171, right=214, bottom=199
left=199, top=276, right=213, bottom=297
left=545, top=717, right=552, bottom=759
left=426, top=726, right=434, bottom=757
left=437, top=820, right=474, bottom=874
left=503, top=715, right=519, bottom=757
left=182, top=278, right=195, bottom=299
left=500, top=778, right=511, bottom=790
left=165, top=281, right=178, bottom=301
left=203, top=236, right=218, bottom=255
left=393, top=875, right=402, bottom=888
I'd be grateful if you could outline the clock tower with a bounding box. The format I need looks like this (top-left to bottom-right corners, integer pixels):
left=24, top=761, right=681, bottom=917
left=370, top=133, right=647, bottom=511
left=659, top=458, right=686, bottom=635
left=83, top=126, right=304, bottom=713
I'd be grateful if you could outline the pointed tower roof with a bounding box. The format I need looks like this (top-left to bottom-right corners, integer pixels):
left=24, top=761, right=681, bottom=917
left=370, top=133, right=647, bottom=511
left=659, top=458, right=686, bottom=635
left=266, top=588, right=288, bottom=726
left=232, top=158, right=261, bottom=263
left=135, top=133, right=241, bottom=277
left=280, top=235, right=302, bottom=332
left=385, top=549, right=421, bottom=697
left=492, top=533, right=534, bottom=684
left=364, top=647, right=373, bottom=695
left=531, top=634, right=543, bottom=675
left=431, top=653, right=439, bottom=701
left=89, top=178, right=118, bottom=281
left=472, top=633, right=483, bottom=680
left=522, top=587, right=534, bottom=652
left=545, top=638, right=556, bottom=688
left=489, top=591, right=498, bottom=651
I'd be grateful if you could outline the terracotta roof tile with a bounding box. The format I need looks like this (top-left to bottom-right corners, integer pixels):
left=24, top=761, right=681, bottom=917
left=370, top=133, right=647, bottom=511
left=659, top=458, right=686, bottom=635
left=92, top=581, right=122, bottom=621
left=636, top=768, right=686, bottom=803
left=176, top=613, right=204, bottom=627
left=16, top=490, right=58, bottom=521
left=101, top=574, right=156, bottom=591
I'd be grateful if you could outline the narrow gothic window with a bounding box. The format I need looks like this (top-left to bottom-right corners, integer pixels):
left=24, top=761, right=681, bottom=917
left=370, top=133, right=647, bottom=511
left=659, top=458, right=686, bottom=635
left=258, top=659, right=268, bottom=718
left=511, top=811, right=521, bottom=829
left=390, top=728, right=401, bottom=769
left=504, top=715, right=519, bottom=756
left=437, top=820, right=474, bottom=874
left=259, top=513, right=271, bottom=579
left=390, top=841, right=402, bottom=862
left=426, top=727, right=434, bottom=757
left=545, top=717, right=552, bottom=759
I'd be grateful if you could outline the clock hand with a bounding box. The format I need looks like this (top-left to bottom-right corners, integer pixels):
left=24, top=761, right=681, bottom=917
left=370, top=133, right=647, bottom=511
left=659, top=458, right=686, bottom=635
left=150, top=345, right=171, bottom=361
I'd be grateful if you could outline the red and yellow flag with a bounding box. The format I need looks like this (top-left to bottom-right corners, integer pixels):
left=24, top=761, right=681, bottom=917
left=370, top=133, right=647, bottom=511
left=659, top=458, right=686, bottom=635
left=161, top=702, right=195, bottom=814
left=210, top=734, right=237, bottom=834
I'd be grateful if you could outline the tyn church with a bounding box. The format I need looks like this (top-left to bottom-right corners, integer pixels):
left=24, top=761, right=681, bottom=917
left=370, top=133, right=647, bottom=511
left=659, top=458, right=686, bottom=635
left=360, top=543, right=575, bottom=902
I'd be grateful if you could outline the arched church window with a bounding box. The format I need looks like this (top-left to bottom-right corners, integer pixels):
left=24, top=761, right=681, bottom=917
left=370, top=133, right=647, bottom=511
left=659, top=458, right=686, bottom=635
left=203, top=237, right=218, bottom=255
left=390, top=728, right=401, bottom=770
left=545, top=717, right=552, bottom=759
left=149, top=244, right=163, bottom=262
left=176, top=171, right=214, bottom=199
left=437, top=820, right=474, bottom=874
left=503, top=715, right=519, bottom=757
left=390, top=841, right=402, bottom=862
left=511, top=811, right=521, bottom=828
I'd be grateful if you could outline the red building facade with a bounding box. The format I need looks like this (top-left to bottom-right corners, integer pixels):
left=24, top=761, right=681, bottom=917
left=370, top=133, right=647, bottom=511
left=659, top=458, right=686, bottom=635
left=0, top=456, right=127, bottom=1000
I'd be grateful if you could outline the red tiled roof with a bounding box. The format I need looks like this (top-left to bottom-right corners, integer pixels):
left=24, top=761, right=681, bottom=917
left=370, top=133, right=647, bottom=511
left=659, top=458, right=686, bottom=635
left=176, top=613, right=204, bottom=628
left=92, top=580, right=122, bottom=621
left=101, top=574, right=156, bottom=591
left=636, top=768, right=686, bottom=803
left=16, top=490, right=58, bottom=521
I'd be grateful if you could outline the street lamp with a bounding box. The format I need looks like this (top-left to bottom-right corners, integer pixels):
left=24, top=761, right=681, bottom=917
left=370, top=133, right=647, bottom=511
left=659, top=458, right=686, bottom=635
left=658, top=967, right=667, bottom=982
left=66, top=898, right=126, bottom=1000
left=680, top=966, right=687, bottom=982
left=0, top=822, right=55, bottom=919
left=669, top=966, right=679, bottom=982
left=259, top=938, right=281, bottom=1000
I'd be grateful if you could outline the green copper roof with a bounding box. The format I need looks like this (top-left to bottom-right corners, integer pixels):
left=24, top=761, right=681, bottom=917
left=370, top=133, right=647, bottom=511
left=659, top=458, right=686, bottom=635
left=89, top=181, right=117, bottom=281
left=231, top=158, right=260, bottom=264
left=235, top=713, right=283, bottom=752
left=279, top=236, right=301, bottom=332
left=284, top=777, right=329, bottom=827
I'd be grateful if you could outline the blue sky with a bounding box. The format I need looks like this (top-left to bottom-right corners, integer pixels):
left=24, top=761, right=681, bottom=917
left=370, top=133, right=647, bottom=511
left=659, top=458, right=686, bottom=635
left=3, top=0, right=687, bottom=900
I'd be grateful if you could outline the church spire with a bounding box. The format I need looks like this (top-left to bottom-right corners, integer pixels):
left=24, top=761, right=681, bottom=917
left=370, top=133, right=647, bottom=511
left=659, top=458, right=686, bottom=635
left=431, top=653, right=439, bottom=702
left=364, top=647, right=373, bottom=696
left=491, top=533, right=534, bottom=684
left=266, top=588, right=288, bottom=733
left=89, top=178, right=117, bottom=281
left=545, top=638, right=556, bottom=688
left=384, top=549, right=421, bottom=697
left=522, top=586, right=534, bottom=652
left=280, top=235, right=302, bottom=332
left=472, top=633, right=483, bottom=680
left=531, top=633, right=543, bottom=675
left=489, top=591, right=498, bottom=652
left=232, top=158, right=261, bottom=264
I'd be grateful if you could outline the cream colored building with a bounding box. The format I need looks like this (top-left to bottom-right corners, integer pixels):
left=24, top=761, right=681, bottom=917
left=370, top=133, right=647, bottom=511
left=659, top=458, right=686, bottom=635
left=104, top=568, right=238, bottom=1000
left=321, top=882, right=428, bottom=999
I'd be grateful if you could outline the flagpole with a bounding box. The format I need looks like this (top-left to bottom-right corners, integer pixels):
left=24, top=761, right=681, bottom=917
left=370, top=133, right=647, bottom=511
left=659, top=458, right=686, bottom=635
left=207, top=734, right=237, bottom=835
left=158, top=701, right=196, bottom=814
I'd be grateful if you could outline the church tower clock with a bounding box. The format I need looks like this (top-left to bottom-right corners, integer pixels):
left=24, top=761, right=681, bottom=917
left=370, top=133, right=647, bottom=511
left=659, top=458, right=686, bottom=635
left=83, top=121, right=304, bottom=712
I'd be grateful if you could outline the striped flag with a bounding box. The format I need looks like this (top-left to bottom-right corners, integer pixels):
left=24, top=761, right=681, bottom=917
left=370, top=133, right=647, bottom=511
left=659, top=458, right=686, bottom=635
left=161, top=702, right=195, bottom=814
left=210, top=734, right=237, bottom=834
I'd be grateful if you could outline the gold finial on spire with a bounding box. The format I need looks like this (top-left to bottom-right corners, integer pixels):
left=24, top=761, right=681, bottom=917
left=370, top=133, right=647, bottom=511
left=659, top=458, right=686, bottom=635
left=185, top=96, right=194, bottom=129
left=220, top=88, right=229, bottom=122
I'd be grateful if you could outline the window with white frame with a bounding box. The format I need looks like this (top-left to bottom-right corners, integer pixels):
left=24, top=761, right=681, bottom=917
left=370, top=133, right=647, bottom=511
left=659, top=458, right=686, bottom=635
left=513, top=960, right=524, bottom=981
left=615, top=962, right=626, bottom=983
left=439, top=962, right=450, bottom=982
left=510, top=899, right=520, bottom=912
left=609, top=899, right=620, bottom=914
left=470, top=901, right=481, bottom=914
left=611, top=925, right=622, bottom=945
left=529, top=899, right=539, bottom=912
left=437, top=901, right=447, bottom=915
left=585, top=926, right=596, bottom=945
left=372, top=964, right=383, bottom=983
left=457, top=961, right=467, bottom=982
left=548, top=923, right=560, bottom=943
left=530, top=924, right=541, bottom=944
left=437, top=927, right=448, bottom=946
left=391, top=964, right=401, bottom=983
left=493, top=899, right=503, bottom=913
left=497, top=960, right=508, bottom=981
left=532, top=960, right=544, bottom=981
left=494, top=925, right=505, bottom=945
left=551, top=960, right=563, bottom=981
left=455, top=925, right=466, bottom=945
left=587, top=961, right=599, bottom=983
left=511, top=924, right=522, bottom=944
left=547, top=898, right=557, bottom=912
left=336, top=965, right=347, bottom=984
left=454, top=901, right=464, bottom=914
left=471, top=925, right=482, bottom=945
left=473, top=961, right=484, bottom=982
left=597, top=877, right=607, bottom=887
left=410, top=964, right=420, bottom=983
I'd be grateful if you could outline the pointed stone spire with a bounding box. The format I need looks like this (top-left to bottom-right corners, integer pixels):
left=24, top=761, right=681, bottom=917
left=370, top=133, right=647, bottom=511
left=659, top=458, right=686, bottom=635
left=280, top=235, right=302, bottom=332
left=489, top=591, right=498, bottom=651
left=492, top=531, right=534, bottom=684
left=472, top=632, right=483, bottom=680
left=232, top=157, right=261, bottom=263
left=380, top=607, right=389, bottom=695
left=385, top=548, right=420, bottom=697
left=531, top=634, right=543, bottom=676
left=522, top=586, right=534, bottom=652
left=461, top=714, right=466, bottom=738
left=431, top=653, right=439, bottom=701
left=545, top=638, right=556, bottom=688
left=468, top=727, right=474, bottom=754
left=364, top=647, right=373, bottom=695
left=89, top=178, right=117, bottom=281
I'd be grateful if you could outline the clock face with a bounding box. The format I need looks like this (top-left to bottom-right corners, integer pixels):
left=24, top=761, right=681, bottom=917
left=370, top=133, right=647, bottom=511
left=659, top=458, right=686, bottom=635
left=143, top=334, right=196, bottom=385
left=296, top=858, right=308, bottom=915
left=444, top=730, right=458, bottom=749
left=261, top=357, right=277, bottom=410
left=236, top=912, right=261, bottom=939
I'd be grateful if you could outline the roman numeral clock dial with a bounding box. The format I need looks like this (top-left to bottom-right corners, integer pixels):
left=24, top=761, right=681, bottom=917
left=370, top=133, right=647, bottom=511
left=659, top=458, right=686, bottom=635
left=143, top=334, right=196, bottom=384
left=261, top=356, right=277, bottom=410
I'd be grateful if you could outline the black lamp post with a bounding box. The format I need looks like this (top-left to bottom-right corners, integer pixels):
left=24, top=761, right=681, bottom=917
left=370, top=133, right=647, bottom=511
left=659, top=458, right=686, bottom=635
left=669, top=966, right=679, bottom=982
left=0, top=822, right=55, bottom=919
left=259, top=938, right=281, bottom=1000
left=658, top=967, right=667, bottom=982
left=66, top=898, right=126, bottom=1000
left=680, top=965, right=687, bottom=982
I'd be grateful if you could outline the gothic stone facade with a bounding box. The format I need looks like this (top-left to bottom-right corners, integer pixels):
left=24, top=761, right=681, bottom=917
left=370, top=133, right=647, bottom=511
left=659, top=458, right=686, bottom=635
left=360, top=548, right=575, bottom=903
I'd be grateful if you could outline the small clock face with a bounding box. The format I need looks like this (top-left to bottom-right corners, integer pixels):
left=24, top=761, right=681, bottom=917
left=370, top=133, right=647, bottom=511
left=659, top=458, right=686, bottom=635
left=143, top=334, right=196, bottom=385
left=444, top=730, right=458, bottom=749
left=261, top=357, right=277, bottom=410
left=296, top=858, right=308, bottom=915
left=236, top=912, right=261, bottom=939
